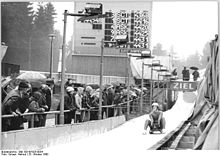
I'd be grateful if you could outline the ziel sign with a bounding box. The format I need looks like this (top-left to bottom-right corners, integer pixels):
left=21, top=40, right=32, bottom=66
left=169, top=81, right=198, bottom=92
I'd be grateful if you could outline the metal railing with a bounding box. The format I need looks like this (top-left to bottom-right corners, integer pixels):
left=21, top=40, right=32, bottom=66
left=2, top=89, right=168, bottom=131
left=1, top=95, right=147, bottom=129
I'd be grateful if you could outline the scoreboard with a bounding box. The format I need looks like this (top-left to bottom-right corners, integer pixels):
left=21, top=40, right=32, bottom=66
left=104, top=10, right=150, bottom=50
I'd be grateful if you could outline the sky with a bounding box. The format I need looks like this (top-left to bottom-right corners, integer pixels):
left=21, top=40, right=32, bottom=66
left=151, top=1, right=218, bottom=59
left=49, top=1, right=218, bottom=59
left=52, top=2, right=75, bottom=41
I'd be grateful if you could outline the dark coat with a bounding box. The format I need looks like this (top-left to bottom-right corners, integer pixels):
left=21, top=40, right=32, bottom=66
left=57, top=92, right=76, bottom=124
left=39, top=88, right=51, bottom=111
left=2, top=89, right=21, bottom=115
left=28, top=100, right=44, bottom=122
left=2, top=89, right=29, bottom=131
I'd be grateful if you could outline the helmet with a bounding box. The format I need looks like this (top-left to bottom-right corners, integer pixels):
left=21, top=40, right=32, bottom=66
left=152, top=102, right=159, bottom=108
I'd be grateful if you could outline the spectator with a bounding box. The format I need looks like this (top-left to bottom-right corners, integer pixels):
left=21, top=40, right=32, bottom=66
left=2, top=81, right=30, bottom=131
left=57, top=86, right=76, bottom=124
left=89, top=89, right=100, bottom=120
left=171, top=68, right=177, bottom=76
left=82, top=86, right=93, bottom=121
left=106, top=85, right=115, bottom=117
left=114, top=86, right=123, bottom=116
left=85, top=86, right=99, bottom=120
left=75, top=87, right=84, bottom=123
left=65, top=78, right=75, bottom=89
left=38, top=84, right=51, bottom=126
left=28, top=91, right=45, bottom=128
left=46, top=78, right=54, bottom=94
left=192, top=70, right=200, bottom=81
left=182, top=67, right=190, bottom=81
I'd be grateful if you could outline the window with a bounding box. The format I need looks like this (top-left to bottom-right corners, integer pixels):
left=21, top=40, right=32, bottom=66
left=92, top=24, right=102, bottom=30
left=82, top=42, right=96, bottom=45
left=81, top=37, right=96, bottom=39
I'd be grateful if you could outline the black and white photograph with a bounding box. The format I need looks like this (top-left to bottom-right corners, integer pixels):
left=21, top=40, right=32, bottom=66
left=1, top=0, right=219, bottom=155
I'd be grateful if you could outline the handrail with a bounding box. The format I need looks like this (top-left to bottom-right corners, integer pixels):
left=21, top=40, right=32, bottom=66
left=1, top=91, right=164, bottom=120
left=1, top=96, right=143, bottom=118
left=1, top=93, right=160, bottom=131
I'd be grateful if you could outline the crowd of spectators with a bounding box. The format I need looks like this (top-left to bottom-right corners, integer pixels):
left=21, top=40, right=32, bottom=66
left=1, top=78, right=144, bottom=132
left=2, top=80, right=51, bottom=131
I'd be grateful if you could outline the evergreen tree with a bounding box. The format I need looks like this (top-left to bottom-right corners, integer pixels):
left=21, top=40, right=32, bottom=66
left=185, top=51, right=202, bottom=69
left=152, top=43, right=167, bottom=56
left=2, top=2, right=34, bottom=46
left=44, top=3, right=56, bottom=34
left=1, top=2, right=34, bottom=69
left=31, top=3, right=57, bottom=71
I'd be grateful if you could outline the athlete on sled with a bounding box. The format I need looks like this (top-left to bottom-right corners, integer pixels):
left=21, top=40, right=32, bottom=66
left=143, top=102, right=166, bottom=134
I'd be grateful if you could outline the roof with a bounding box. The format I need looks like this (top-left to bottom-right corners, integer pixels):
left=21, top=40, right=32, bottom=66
left=130, top=55, right=172, bottom=80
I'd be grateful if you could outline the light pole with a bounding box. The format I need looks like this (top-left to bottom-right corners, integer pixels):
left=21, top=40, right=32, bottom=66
left=140, top=62, right=144, bottom=114
left=140, top=52, right=154, bottom=114
left=60, top=10, right=68, bottom=124
left=98, top=39, right=104, bottom=120
left=48, top=34, right=56, bottom=78
left=60, top=6, right=107, bottom=124
left=144, top=60, right=161, bottom=106
left=126, top=54, right=131, bottom=118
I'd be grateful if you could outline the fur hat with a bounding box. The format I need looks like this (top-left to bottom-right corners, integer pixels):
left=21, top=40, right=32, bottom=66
left=32, top=92, right=42, bottom=101
left=85, top=86, right=93, bottom=93
left=66, top=86, right=74, bottom=93
left=18, top=81, right=29, bottom=89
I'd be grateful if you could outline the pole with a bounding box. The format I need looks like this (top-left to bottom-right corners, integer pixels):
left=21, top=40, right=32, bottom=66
left=60, top=10, right=68, bottom=124
left=150, top=67, right=153, bottom=106
left=49, top=37, right=54, bottom=78
left=140, top=62, right=144, bottom=114
left=28, top=36, right=32, bottom=70
left=158, top=73, right=160, bottom=92
left=162, top=77, right=166, bottom=103
left=218, top=0, right=220, bottom=150
left=126, top=54, right=130, bottom=118
left=98, top=39, right=104, bottom=120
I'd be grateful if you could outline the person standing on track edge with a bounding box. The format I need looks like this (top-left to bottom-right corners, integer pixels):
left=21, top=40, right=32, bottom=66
left=143, top=102, right=166, bottom=134
left=182, top=67, right=190, bottom=81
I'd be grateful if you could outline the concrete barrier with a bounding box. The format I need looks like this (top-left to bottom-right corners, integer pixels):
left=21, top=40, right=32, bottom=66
left=1, top=115, right=126, bottom=150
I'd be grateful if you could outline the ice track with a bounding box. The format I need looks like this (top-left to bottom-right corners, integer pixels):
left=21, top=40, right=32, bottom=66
left=44, top=92, right=196, bottom=155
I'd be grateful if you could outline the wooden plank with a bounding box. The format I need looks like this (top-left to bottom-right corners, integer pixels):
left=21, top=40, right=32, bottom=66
left=169, top=123, right=191, bottom=149
left=148, top=121, right=186, bottom=150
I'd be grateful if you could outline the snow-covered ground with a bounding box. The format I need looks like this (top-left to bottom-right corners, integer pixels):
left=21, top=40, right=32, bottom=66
left=43, top=92, right=196, bottom=155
